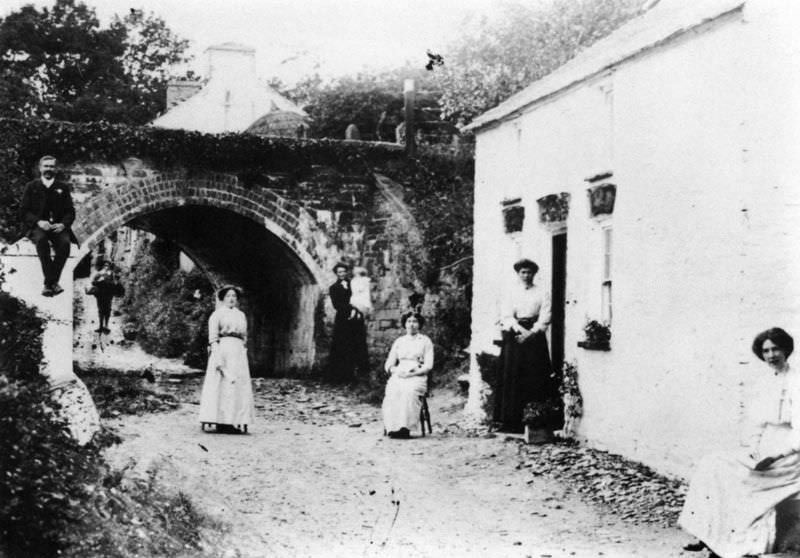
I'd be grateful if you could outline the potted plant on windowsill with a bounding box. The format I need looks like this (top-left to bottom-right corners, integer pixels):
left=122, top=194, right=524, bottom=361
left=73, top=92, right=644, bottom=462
left=577, top=320, right=611, bottom=351
left=522, top=399, right=561, bottom=444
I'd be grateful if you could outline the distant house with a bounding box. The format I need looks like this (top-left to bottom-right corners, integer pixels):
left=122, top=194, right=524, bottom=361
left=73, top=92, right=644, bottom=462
left=152, top=42, right=309, bottom=137
left=465, top=0, right=800, bottom=478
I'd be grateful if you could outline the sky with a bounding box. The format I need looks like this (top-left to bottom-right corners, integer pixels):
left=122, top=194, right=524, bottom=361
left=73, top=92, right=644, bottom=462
left=1, top=0, right=504, bottom=84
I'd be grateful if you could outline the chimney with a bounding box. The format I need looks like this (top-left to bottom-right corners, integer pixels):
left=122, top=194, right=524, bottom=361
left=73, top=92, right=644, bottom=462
left=205, top=43, right=256, bottom=81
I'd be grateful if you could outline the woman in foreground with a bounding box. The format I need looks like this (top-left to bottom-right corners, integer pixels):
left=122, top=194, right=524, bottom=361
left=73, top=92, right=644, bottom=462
left=680, top=327, right=800, bottom=557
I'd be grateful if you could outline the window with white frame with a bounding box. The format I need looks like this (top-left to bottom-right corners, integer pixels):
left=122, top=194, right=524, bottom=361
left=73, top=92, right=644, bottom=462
left=601, top=226, right=612, bottom=324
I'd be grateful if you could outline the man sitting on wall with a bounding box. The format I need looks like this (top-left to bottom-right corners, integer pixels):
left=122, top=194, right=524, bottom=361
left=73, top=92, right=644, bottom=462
left=18, top=155, right=77, bottom=296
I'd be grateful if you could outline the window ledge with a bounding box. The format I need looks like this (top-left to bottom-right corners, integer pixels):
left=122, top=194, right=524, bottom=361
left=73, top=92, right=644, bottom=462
left=577, top=340, right=610, bottom=351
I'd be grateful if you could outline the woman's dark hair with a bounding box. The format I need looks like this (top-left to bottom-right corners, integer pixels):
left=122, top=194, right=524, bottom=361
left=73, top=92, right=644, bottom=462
left=217, top=285, right=243, bottom=301
left=752, top=327, right=794, bottom=360
left=401, top=311, right=425, bottom=329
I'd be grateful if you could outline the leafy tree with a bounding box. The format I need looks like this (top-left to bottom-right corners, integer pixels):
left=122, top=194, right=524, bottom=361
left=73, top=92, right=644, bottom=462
left=0, top=0, right=189, bottom=124
left=282, top=66, right=441, bottom=140
left=434, top=0, right=644, bottom=123
left=110, top=8, right=190, bottom=121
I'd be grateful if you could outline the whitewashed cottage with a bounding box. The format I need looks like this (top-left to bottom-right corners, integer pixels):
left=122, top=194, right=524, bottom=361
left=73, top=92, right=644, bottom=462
left=465, top=0, right=800, bottom=478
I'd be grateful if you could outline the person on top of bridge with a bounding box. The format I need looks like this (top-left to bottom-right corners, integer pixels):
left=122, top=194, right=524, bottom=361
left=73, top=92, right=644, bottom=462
left=18, top=155, right=77, bottom=297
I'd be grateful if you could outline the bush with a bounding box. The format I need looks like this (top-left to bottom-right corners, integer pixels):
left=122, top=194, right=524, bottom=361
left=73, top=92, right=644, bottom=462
left=0, top=291, right=98, bottom=557
left=119, top=238, right=213, bottom=364
left=0, top=290, right=45, bottom=382
left=0, top=292, right=214, bottom=557
left=0, top=374, right=101, bottom=557
left=380, top=144, right=475, bottom=357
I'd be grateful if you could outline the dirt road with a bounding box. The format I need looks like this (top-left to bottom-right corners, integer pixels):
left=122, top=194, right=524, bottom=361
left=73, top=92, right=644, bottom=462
left=104, top=378, right=691, bottom=558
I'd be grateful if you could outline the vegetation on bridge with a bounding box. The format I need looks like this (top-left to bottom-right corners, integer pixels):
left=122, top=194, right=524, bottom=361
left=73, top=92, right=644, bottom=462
left=0, top=116, right=404, bottom=240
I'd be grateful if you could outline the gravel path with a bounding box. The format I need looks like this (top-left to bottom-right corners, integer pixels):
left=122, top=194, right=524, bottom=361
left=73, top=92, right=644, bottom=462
left=104, top=378, right=693, bottom=558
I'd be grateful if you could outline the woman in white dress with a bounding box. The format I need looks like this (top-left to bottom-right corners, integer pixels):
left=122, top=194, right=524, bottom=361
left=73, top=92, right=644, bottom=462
left=680, top=327, right=800, bottom=558
left=199, top=285, right=255, bottom=434
left=382, top=312, right=434, bottom=439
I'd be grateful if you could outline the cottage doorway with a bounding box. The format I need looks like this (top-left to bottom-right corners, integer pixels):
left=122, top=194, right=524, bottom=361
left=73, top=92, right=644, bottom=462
left=551, top=233, right=567, bottom=375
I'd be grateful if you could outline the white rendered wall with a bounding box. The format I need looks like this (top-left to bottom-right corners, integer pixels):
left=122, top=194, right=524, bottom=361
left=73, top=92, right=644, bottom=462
left=469, top=1, right=800, bottom=478
left=1, top=241, right=100, bottom=444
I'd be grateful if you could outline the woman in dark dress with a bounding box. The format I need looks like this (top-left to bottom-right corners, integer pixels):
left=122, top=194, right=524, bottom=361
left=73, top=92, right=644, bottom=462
left=495, top=258, right=560, bottom=433
left=328, top=262, right=369, bottom=382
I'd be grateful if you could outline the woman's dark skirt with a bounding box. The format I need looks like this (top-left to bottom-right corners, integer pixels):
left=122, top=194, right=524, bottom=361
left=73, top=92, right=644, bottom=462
left=328, top=313, right=369, bottom=381
left=494, top=328, right=560, bottom=433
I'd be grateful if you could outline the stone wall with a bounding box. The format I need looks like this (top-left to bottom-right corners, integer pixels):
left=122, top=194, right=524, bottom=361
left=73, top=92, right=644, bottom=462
left=13, top=156, right=425, bottom=378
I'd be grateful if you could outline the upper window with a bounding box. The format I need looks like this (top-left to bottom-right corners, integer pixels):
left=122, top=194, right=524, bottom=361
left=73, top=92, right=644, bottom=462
left=502, top=199, right=524, bottom=234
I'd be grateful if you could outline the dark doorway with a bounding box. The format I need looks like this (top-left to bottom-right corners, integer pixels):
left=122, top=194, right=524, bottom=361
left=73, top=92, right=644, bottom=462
left=551, top=233, right=567, bottom=375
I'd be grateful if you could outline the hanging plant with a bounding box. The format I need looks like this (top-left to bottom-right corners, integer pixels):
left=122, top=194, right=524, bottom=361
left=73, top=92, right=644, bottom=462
left=578, top=319, right=611, bottom=350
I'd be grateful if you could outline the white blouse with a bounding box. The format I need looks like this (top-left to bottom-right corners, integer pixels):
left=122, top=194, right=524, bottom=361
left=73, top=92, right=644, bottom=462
left=500, top=282, right=551, bottom=333
left=384, top=334, right=434, bottom=375
left=741, top=364, right=800, bottom=457
left=208, top=307, right=248, bottom=344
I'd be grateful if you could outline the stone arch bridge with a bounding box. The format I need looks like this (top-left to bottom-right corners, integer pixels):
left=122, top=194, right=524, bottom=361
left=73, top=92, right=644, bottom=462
left=1, top=146, right=423, bottom=442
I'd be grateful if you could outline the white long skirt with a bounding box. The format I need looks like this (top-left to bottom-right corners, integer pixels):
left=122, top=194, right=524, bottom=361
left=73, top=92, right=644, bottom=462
left=679, top=451, right=800, bottom=558
left=198, top=337, right=255, bottom=428
left=382, top=374, right=427, bottom=433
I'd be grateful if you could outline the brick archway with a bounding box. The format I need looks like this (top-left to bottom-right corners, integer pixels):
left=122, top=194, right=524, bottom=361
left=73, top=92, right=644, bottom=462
left=71, top=172, right=326, bottom=286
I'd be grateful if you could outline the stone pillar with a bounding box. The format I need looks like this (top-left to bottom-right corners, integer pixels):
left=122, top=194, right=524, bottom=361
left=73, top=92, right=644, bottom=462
left=0, top=240, right=100, bottom=444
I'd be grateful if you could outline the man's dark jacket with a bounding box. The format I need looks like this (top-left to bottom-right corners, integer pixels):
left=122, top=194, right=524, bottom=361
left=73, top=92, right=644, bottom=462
left=18, top=178, right=78, bottom=243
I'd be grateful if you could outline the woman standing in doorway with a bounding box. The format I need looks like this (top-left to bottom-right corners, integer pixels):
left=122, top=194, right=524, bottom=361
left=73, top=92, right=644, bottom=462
left=199, top=285, right=254, bottom=434
left=495, top=258, right=560, bottom=433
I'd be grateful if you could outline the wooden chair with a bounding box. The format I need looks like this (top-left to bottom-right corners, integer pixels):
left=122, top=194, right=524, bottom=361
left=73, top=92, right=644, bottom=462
left=419, top=393, right=432, bottom=436
left=419, top=369, right=433, bottom=436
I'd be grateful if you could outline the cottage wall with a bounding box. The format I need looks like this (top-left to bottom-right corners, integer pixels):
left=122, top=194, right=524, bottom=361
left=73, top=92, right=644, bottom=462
left=470, top=0, right=800, bottom=478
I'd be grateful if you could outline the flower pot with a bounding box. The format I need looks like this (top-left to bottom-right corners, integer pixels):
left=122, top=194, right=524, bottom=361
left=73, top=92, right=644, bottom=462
left=524, top=425, right=552, bottom=445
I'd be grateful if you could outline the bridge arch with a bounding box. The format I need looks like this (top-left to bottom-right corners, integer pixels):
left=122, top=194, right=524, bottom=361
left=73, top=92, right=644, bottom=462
left=71, top=173, right=327, bottom=287
left=70, top=173, right=333, bottom=375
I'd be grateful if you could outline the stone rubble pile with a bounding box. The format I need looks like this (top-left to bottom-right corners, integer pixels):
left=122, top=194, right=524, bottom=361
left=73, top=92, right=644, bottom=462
left=518, top=441, right=686, bottom=527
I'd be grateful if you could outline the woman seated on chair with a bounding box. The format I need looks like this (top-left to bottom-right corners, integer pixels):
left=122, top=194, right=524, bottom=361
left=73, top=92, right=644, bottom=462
left=680, top=327, right=800, bottom=558
left=382, top=311, right=434, bottom=439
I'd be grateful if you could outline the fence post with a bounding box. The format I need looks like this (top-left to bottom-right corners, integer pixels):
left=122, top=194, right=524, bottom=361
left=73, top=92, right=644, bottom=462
left=403, top=79, right=416, bottom=157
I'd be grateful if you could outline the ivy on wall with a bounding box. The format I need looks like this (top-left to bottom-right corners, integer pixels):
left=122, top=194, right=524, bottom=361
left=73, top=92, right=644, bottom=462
left=0, top=117, right=403, bottom=176
left=0, top=117, right=407, bottom=242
